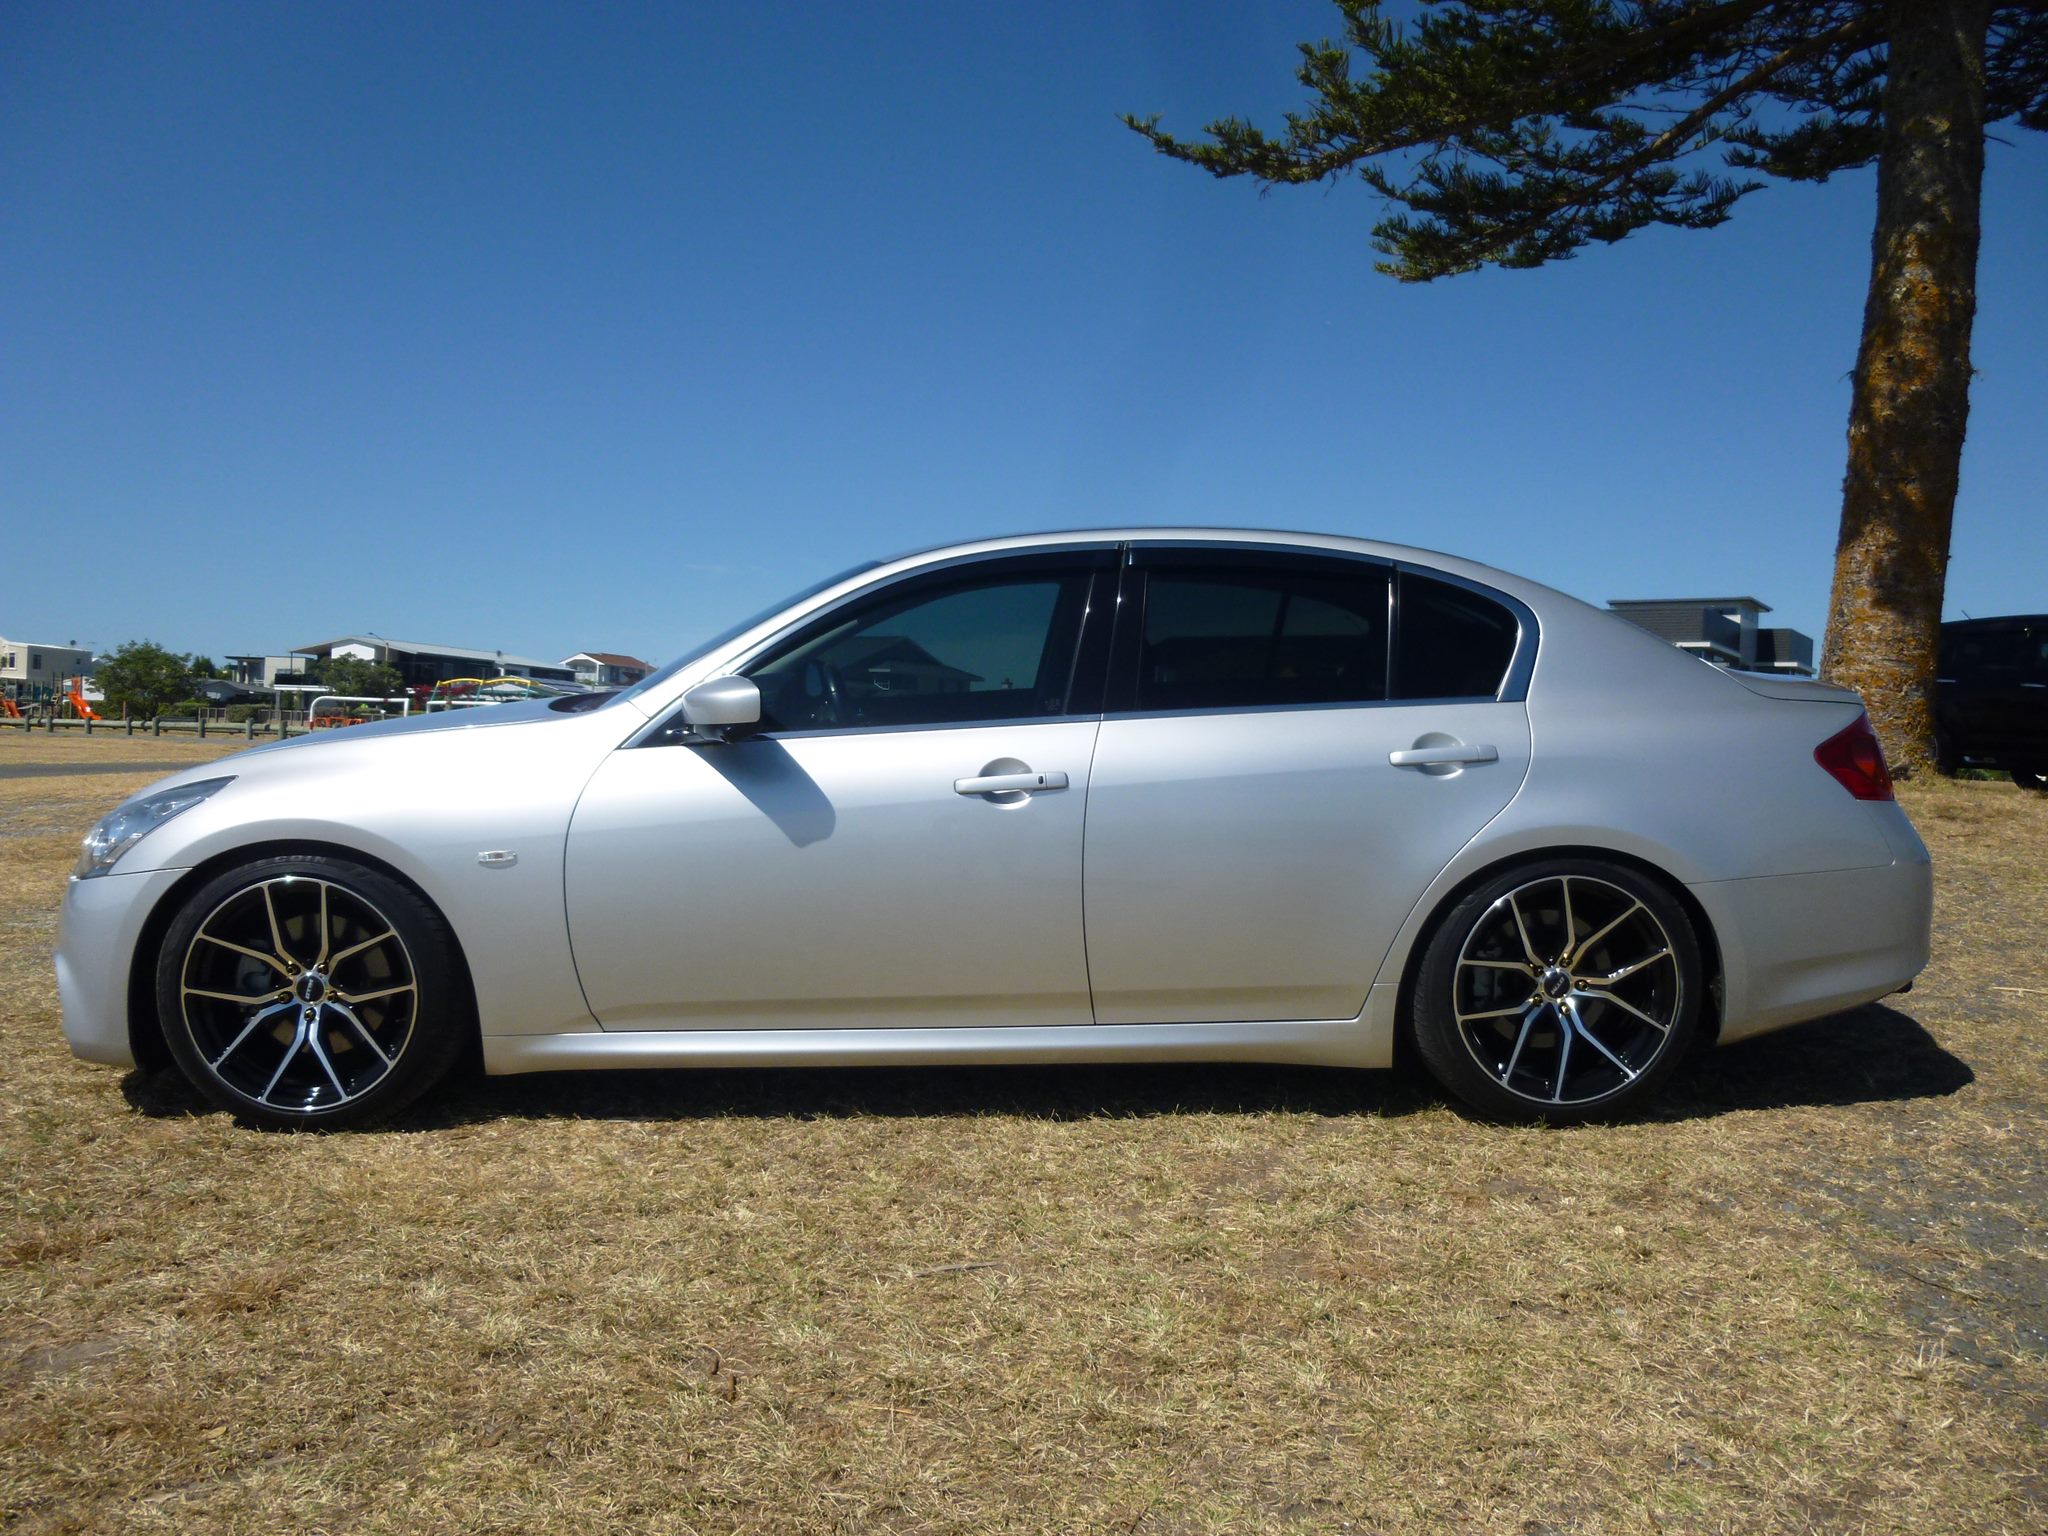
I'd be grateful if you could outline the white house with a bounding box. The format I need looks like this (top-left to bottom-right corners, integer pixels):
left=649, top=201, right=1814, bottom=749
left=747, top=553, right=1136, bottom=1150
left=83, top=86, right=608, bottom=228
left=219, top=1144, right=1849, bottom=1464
left=225, top=653, right=308, bottom=688
left=563, top=651, right=654, bottom=688
left=0, top=636, right=95, bottom=700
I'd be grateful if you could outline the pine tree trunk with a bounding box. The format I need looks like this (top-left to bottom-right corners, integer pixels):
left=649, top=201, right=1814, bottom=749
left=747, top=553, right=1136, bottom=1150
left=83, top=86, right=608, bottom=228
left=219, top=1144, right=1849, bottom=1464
left=1819, top=0, right=1993, bottom=774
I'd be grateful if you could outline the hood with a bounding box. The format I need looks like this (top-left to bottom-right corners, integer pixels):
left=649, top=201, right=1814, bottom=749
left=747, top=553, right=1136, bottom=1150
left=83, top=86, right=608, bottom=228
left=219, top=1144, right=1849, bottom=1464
left=236, top=695, right=588, bottom=757
left=118, top=696, right=609, bottom=804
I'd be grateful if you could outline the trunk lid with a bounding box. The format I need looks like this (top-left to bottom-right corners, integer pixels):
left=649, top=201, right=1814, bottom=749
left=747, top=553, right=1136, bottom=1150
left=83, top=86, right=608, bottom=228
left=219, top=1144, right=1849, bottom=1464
left=1723, top=670, right=1863, bottom=705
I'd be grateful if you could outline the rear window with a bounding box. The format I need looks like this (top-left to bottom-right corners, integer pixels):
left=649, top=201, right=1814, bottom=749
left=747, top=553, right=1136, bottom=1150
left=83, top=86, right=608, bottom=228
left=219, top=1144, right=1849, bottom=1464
left=1392, top=572, right=1519, bottom=700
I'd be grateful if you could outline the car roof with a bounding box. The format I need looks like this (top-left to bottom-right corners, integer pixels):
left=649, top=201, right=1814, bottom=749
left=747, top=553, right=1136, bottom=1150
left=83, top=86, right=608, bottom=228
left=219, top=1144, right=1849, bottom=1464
left=876, top=526, right=1563, bottom=608
left=1941, top=615, right=2046, bottom=632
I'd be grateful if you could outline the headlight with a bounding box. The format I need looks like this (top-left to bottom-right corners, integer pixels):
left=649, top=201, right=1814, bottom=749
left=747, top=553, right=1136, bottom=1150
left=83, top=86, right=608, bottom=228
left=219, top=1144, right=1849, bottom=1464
left=73, top=777, right=234, bottom=879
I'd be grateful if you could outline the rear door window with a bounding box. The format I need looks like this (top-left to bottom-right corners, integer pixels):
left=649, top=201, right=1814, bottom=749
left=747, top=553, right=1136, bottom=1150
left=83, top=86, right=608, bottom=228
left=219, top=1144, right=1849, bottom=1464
left=1129, top=559, right=1390, bottom=712
left=1391, top=572, right=1520, bottom=700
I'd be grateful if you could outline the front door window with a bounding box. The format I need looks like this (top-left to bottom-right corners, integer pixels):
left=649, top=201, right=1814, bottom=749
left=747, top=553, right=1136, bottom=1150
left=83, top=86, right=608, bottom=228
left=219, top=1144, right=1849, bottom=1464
left=745, top=564, right=1099, bottom=732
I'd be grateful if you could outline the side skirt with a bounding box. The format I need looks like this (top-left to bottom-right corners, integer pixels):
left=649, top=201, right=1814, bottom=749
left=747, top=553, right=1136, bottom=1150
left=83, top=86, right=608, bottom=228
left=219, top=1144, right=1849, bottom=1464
left=482, top=1005, right=1396, bottom=1077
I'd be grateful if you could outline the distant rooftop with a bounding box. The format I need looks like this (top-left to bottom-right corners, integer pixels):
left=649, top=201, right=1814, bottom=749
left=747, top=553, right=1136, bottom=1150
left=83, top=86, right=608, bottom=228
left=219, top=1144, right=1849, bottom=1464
left=568, top=651, right=653, bottom=669
left=295, top=634, right=563, bottom=671
left=1607, top=596, right=1772, bottom=613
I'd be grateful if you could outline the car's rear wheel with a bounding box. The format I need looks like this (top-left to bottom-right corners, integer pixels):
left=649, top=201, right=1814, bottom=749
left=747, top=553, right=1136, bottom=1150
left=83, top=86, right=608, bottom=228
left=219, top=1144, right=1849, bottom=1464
left=155, top=855, right=470, bottom=1129
left=2007, top=763, right=2048, bottom=793
left=1411, top=858, right=1703, bottom=1124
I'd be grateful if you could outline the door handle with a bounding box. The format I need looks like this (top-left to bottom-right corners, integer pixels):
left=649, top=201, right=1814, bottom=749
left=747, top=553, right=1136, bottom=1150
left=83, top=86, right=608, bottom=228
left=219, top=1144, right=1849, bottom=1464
left=1389, top=743, right=1499, bottom=768
left=955, top=770, right=1069, bottom=796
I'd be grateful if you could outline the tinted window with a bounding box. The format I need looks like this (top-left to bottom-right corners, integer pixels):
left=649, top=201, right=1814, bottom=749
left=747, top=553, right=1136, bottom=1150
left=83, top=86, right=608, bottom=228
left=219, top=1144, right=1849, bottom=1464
left=1945, top=630, right=2042, bottom=682
left=1392, top=572, right=1519, bottom=700
left=1133, top=562, right=1388, bottom=711
left=746, top=567, right=1095, bottom=731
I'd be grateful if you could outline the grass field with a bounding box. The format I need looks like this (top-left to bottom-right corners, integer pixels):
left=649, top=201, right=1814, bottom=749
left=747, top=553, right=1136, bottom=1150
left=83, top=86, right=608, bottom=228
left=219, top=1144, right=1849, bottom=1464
left=3, top=731, right=2044, bottom=1534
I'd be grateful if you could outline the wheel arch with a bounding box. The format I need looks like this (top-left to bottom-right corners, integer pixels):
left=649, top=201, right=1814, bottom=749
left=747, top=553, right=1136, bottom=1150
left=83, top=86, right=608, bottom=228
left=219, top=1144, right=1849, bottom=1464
left=1387, top=842, right=1726, bottom=1072
left=125, top=839, right=481, bottom=1072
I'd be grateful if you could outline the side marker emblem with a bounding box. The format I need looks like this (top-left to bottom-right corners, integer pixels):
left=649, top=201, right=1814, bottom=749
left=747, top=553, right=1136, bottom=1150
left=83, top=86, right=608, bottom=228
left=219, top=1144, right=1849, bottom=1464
left=477, top=850, right=518, bottom=868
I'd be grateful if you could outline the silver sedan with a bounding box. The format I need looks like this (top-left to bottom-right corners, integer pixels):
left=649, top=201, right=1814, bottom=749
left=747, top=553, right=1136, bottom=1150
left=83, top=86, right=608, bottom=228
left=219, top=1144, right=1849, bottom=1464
left=57, top=530, right=1933, bottom=1127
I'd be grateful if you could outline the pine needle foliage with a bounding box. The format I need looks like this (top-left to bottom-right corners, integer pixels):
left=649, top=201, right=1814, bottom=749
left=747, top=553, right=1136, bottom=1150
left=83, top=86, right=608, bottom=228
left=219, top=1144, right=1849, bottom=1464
left=1126, top=1, right=2046, bottom=282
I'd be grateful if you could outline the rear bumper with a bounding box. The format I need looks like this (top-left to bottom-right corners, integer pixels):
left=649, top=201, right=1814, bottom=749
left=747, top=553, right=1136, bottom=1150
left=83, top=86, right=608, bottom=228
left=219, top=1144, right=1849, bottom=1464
left=1690, top=833, right=1932, bottom=1046
left=57, top=867, right=187, bottom=1069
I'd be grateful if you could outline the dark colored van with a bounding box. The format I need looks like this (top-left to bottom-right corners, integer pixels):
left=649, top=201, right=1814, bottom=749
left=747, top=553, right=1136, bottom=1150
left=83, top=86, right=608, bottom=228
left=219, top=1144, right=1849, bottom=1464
left=1936, top=616, right=2048, bottom=790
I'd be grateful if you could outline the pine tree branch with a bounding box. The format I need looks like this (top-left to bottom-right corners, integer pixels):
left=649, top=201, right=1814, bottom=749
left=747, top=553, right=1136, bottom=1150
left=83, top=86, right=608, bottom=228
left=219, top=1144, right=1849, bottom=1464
left=1511, top=7, right=1884, bottom=223
left=1126, top=0, right=1794, bottom=183
left=1363, top=6, right=1883, bottom=277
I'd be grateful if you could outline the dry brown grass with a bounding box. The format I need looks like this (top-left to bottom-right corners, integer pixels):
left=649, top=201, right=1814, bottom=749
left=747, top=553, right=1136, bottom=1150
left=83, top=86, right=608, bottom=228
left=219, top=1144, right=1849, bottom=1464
left=3, top=733, right=2044, bottom=1534
left=0, top=725, right=256, bottom=765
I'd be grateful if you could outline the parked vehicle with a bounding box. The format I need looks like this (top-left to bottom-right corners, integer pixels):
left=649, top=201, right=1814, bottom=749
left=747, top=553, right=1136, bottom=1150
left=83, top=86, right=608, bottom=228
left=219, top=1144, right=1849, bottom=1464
left=421, top=676, right=590, bottom=712
left=193, top=679, right=266, bottom=708
left=307, top=694, right=413, bottom=730
left=1936, top=615, right=2048, bottom=791
left=57, top=530, right=1932, bottom=1128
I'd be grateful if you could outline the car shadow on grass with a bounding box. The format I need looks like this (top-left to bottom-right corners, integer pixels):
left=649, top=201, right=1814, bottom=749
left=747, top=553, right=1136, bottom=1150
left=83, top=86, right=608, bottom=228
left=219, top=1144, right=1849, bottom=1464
left=118, top=1001, right=1971, bottom=1130
left=1662, top=1001, right=1973, bottom=1118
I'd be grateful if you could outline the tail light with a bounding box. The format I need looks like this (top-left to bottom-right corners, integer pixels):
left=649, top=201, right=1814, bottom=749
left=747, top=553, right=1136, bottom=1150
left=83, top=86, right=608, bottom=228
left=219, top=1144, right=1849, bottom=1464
left=1814, top=714, right=1895, bottom=801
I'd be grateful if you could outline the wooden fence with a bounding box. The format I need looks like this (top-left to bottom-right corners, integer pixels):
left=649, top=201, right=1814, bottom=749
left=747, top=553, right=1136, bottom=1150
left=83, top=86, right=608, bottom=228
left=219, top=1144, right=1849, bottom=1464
left=4, top=714, right=311, bottom=739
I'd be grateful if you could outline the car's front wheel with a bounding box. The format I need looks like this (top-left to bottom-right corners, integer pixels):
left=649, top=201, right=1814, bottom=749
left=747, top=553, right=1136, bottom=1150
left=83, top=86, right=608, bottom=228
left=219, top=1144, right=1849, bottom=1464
left=155, top=855, right=470, bottom=1129
left=2007, top=763, right=2048, bottom=793
left=1411, top=858, right=1703, bottom=1124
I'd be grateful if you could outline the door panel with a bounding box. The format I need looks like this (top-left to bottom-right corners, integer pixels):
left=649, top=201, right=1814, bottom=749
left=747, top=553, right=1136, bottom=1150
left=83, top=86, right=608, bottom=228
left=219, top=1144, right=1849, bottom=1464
left=1083, top=702, right=1531, bottom=1024
left=566, top=722, right=1099, bottom=1030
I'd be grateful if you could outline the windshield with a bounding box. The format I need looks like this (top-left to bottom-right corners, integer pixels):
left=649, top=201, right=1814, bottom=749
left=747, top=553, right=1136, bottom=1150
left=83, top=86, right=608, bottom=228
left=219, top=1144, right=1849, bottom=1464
left=609, top=560, right=884, bottom=709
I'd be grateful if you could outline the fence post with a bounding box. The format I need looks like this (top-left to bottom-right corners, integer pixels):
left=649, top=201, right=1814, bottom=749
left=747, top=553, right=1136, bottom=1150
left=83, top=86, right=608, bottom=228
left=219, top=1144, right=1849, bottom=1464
left=126, top=715, right=135, bottom=737
left=197, top=714, right=206, bottom=740
left=153, top=715, right=162, bottom=738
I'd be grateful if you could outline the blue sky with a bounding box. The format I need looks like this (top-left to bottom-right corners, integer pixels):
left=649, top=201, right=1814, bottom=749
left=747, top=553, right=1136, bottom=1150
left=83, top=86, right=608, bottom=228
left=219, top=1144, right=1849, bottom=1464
left=5, top=1, right=2044, bottom=668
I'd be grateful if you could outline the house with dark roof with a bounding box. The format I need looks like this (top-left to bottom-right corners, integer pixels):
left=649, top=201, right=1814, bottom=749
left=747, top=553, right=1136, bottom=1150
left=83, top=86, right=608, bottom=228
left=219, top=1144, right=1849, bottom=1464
left=294, top=635, right=577, bottom=687
left=563, top=651, right=655, bottom=688
left=1605, top=597, right=1814, bottom=676
left=831, top=634, right=984, bottom=696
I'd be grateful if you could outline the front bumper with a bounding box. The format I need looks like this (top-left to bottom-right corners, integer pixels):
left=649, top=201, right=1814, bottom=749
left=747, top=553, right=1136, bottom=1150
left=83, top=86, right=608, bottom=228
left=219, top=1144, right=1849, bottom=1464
left=56, top=866, right=189, bottom=1068
left=1691, top=832, right=1933, bottom=1046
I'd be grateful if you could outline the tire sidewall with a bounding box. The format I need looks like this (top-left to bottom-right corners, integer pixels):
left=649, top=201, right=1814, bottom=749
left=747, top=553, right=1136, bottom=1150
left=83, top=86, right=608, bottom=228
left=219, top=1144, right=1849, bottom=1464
left=155, top=854, right=469, bottom=1130
left=1410, top=857, right=1704, bottom=1124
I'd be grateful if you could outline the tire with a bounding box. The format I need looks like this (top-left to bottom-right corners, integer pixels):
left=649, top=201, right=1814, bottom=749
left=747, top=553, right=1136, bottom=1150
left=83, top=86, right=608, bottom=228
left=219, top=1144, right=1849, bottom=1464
left=155, top=854, right=471, bottom=1129
left=1410, top=857, right=1703, bottom=1124
left=2007, top=764, right=2048, bottom=793
left=1933, top=728, right=1960, bottom=777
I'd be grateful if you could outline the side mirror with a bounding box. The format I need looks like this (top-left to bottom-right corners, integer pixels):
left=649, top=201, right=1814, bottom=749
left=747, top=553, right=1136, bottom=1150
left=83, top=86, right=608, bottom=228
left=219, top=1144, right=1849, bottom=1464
left=678, top=675, right=761, bottom=740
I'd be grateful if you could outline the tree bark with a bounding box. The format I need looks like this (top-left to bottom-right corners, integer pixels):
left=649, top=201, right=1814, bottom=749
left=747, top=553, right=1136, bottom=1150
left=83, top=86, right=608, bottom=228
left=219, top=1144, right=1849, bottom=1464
left=1820, top=0, right=1994, bottom=774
